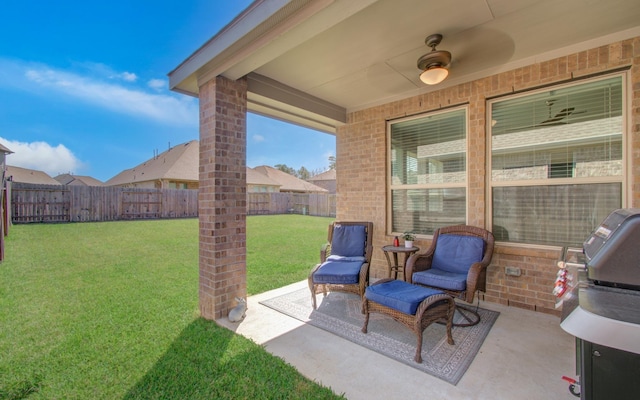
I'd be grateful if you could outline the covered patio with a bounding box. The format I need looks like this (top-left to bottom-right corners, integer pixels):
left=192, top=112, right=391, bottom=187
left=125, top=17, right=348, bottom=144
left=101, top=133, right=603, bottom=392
left=168, top=1, right=640, bottom=397
left=217, top=280, right=576, bottom=399
left=169, top=0, right=640, bottom=319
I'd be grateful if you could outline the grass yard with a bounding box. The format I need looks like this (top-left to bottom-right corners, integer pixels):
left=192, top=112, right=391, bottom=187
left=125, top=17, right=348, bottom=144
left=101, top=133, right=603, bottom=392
left=0, top=215, right=340, bottom=400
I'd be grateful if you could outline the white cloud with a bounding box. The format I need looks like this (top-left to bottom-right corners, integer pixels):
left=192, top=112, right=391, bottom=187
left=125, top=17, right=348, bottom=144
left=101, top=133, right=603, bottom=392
left=252, top=134, right=265, bottom=142
left=72, top=62, right=137, bottom=82
left=147, top=78, right=165, bottom=90
left=0, top=58, right=197, bottom=126
left=1, top=137, right=83, bottom=176
left=119, top=71, right=137, bottom=82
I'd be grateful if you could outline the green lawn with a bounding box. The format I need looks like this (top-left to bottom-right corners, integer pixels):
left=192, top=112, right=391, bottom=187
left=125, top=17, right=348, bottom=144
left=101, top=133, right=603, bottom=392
left=0, top=215, right=340, bottom=400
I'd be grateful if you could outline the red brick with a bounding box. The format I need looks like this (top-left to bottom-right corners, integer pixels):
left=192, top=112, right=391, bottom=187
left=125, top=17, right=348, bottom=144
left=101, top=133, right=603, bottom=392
left=198, top=76, right=248, bottom=320
left=336, top=36, right=640, bottom=314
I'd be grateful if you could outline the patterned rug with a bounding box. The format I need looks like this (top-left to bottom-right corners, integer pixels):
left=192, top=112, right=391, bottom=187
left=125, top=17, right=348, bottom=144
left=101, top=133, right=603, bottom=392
left=260, top=288, right=499, bottom=385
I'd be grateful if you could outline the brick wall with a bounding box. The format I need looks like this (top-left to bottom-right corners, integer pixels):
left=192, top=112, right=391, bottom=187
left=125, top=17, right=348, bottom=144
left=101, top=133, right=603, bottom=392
left=198, top=76, right=248, bottom=320
left=336, top=36, right=640, bottom=316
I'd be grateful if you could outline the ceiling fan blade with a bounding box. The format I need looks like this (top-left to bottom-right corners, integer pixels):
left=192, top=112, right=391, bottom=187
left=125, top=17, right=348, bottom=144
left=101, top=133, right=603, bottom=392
left=554, top=107, right=575, bottom=117
left=540, top=107, right=576, bottom=124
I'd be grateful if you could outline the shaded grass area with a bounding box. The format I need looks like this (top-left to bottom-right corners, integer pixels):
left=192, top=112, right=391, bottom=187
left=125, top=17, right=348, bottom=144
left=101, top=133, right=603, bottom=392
left=0, top=216, right=338, bottom=399
left=247, top=215, right=332, bottom=295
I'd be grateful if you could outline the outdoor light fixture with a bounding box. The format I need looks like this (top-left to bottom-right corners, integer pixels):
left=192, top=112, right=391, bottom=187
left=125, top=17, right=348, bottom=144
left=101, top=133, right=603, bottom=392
left=417, top=34, right=451, bottom=85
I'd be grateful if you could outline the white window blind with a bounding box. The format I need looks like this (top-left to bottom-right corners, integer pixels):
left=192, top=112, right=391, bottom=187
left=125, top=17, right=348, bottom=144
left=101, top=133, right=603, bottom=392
left=389, top=108, right=467, bottom=235
left=490, top=76, right=624, bottom=246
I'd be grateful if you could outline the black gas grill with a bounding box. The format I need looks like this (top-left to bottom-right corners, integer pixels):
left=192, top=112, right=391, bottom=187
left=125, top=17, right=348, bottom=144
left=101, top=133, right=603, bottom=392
left=558, top=209, right=640, bottom=400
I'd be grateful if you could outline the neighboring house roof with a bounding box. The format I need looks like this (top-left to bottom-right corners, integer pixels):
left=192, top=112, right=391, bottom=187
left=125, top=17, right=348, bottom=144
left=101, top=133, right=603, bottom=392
left=307, top=169, right=336, bottom=194
left=308, top=169, right=336, bottom=182
left=246, top=167, right=281, bottom=188
left=6, top=165, right=61, bottom=185
left=54, top=173, right=104, bottom=186
left=0, top=143, right=13, bottom=154
left=252, top=165, right=328, bottom=193
left=106, top=140, right=198, bottom=186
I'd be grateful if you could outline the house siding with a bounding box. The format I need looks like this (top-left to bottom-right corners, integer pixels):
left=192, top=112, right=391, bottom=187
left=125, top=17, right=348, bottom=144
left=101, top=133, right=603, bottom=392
left=336, top=36, right=640, bottom=316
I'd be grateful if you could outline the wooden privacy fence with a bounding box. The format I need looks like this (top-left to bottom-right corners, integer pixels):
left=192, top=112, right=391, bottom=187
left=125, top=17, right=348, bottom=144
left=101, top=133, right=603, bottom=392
left=10, top=183, right=198, bottom=223
left=10, top=182, right=336, bottom=223
left=247, top=192, right=336, bottom=217
left=1, top=175, right=9, bottom=261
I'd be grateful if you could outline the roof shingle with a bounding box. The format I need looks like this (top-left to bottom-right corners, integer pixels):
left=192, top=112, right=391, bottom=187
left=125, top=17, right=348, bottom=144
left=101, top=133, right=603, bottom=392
left=252, top=165, right=328, bottom=193
left=106, top=140, right=198, bottom=186
left=6, top=165, right=61, bottom=185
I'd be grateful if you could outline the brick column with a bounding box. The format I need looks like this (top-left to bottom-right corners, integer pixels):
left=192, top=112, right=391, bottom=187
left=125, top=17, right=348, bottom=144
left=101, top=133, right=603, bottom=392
left=198, top=75, right=247, bottom=320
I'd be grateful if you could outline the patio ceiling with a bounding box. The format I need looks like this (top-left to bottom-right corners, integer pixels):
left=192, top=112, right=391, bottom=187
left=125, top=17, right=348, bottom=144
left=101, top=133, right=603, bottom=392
left=169, top=0, right=640, bottom=134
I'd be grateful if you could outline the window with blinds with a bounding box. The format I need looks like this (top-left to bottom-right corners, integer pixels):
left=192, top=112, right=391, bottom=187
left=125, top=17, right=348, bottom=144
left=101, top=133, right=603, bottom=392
left=489, top=75, right=624, bottom=246
left=389, top=107, right=467, bottom=236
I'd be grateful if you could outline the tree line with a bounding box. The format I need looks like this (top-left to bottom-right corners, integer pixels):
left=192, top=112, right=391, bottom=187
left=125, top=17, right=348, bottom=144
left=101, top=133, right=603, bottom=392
left=274, top=156, right=335, bottom=179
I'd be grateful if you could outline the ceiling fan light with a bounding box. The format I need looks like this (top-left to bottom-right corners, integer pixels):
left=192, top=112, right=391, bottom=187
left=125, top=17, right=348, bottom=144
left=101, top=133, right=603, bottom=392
left=416, top=34, right=451, bottom=85
left=420, top=66, right=449, bottom=85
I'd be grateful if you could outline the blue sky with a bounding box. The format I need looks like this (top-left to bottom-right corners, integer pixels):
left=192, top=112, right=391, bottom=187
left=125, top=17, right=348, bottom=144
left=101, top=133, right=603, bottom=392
left=0, top=0, right=335, bottom=182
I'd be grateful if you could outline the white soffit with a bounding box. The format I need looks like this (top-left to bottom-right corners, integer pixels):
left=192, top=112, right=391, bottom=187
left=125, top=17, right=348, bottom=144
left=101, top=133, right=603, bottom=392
left=169, top=0, right=640, bottom=130
left=247, top=73, right=345, bottom=133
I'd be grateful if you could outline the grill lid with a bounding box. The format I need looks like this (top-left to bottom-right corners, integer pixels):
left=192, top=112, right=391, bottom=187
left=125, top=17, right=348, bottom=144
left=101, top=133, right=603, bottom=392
left=584, top=208, right=640, bottom=289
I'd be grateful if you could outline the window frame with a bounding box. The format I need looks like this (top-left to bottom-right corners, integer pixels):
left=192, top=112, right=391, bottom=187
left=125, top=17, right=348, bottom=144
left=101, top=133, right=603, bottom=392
left=486, top=73, right=629, bottom=247
left=386, top=105, right=469, bottom=238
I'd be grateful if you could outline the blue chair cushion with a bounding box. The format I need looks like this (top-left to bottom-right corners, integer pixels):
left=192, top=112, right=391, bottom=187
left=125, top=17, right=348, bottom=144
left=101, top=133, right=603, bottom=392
left=413, top=268, right=467, bottom=291
left=312, top=260, right=362, bottom=285
left=326, top=255, right=366, bottom=263
left=432, top=234, right=485, bottom=274
left=365, top=280, right=444, bottom=315
left=330, top=224, right=366, bottom=257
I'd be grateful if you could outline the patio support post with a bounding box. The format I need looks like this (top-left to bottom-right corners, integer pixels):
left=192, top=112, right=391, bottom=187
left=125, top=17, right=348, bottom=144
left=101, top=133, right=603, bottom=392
left=198, top=75, right=248, bottom=320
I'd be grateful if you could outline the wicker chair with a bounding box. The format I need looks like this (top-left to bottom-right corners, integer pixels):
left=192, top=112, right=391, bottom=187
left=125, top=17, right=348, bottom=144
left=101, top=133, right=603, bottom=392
left=308, top=221, right=373, bottom=310
left=405, top=225, right=494, bottom=326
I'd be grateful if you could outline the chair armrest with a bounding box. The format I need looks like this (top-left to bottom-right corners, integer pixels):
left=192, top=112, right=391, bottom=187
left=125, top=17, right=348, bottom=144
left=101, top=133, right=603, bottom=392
left=465, top=262, right=488, bottom=303
left=320, top=243, right=331, bottom=263
left=405, top=250, right=435, bottom=283
left=358, top=261, right=370, bottom=288
left=308, top=262, right=322, bottom=280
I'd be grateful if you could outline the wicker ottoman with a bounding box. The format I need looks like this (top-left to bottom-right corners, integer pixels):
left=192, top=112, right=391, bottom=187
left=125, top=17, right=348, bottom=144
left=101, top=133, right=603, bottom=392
left=362, top=278, right=455, bottom=363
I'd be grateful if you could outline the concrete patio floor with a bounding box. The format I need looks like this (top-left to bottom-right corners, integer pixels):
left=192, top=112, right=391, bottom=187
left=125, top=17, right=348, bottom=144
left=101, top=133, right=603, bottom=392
left=217, top=280, right=578, bottom=400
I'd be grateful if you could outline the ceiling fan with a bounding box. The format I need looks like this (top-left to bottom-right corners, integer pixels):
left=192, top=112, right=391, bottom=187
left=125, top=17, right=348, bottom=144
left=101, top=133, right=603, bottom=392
left=539, top=100, right=586, bottom=125
left=417, top=34, right=452, bottom=85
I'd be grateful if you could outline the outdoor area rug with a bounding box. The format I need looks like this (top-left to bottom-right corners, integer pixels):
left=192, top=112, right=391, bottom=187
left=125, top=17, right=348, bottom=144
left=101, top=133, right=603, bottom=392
left=260, top=288, right=499, bottom=385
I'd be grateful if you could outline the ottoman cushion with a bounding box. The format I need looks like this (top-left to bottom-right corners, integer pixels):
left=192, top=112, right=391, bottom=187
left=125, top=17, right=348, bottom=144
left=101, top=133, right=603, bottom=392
left=365, top=280, right=444, bottom=315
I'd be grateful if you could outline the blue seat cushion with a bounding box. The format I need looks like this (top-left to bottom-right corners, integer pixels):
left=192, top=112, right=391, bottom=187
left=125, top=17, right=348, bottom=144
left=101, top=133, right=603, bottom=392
left=330, top=224, right=366, bottom=257
left=326, top=255, right=366, bottom=263
left=412, top=268, right=467, bottom=291
left=432, top=234, right=485, bottom=274
left=313, top=260, right=362, bottom=285
left=365, top=280, right=444, bottom=315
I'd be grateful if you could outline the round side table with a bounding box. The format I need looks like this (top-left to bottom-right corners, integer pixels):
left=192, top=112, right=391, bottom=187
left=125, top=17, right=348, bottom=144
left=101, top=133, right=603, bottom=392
left=381, top=245, right=419, bottom=280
